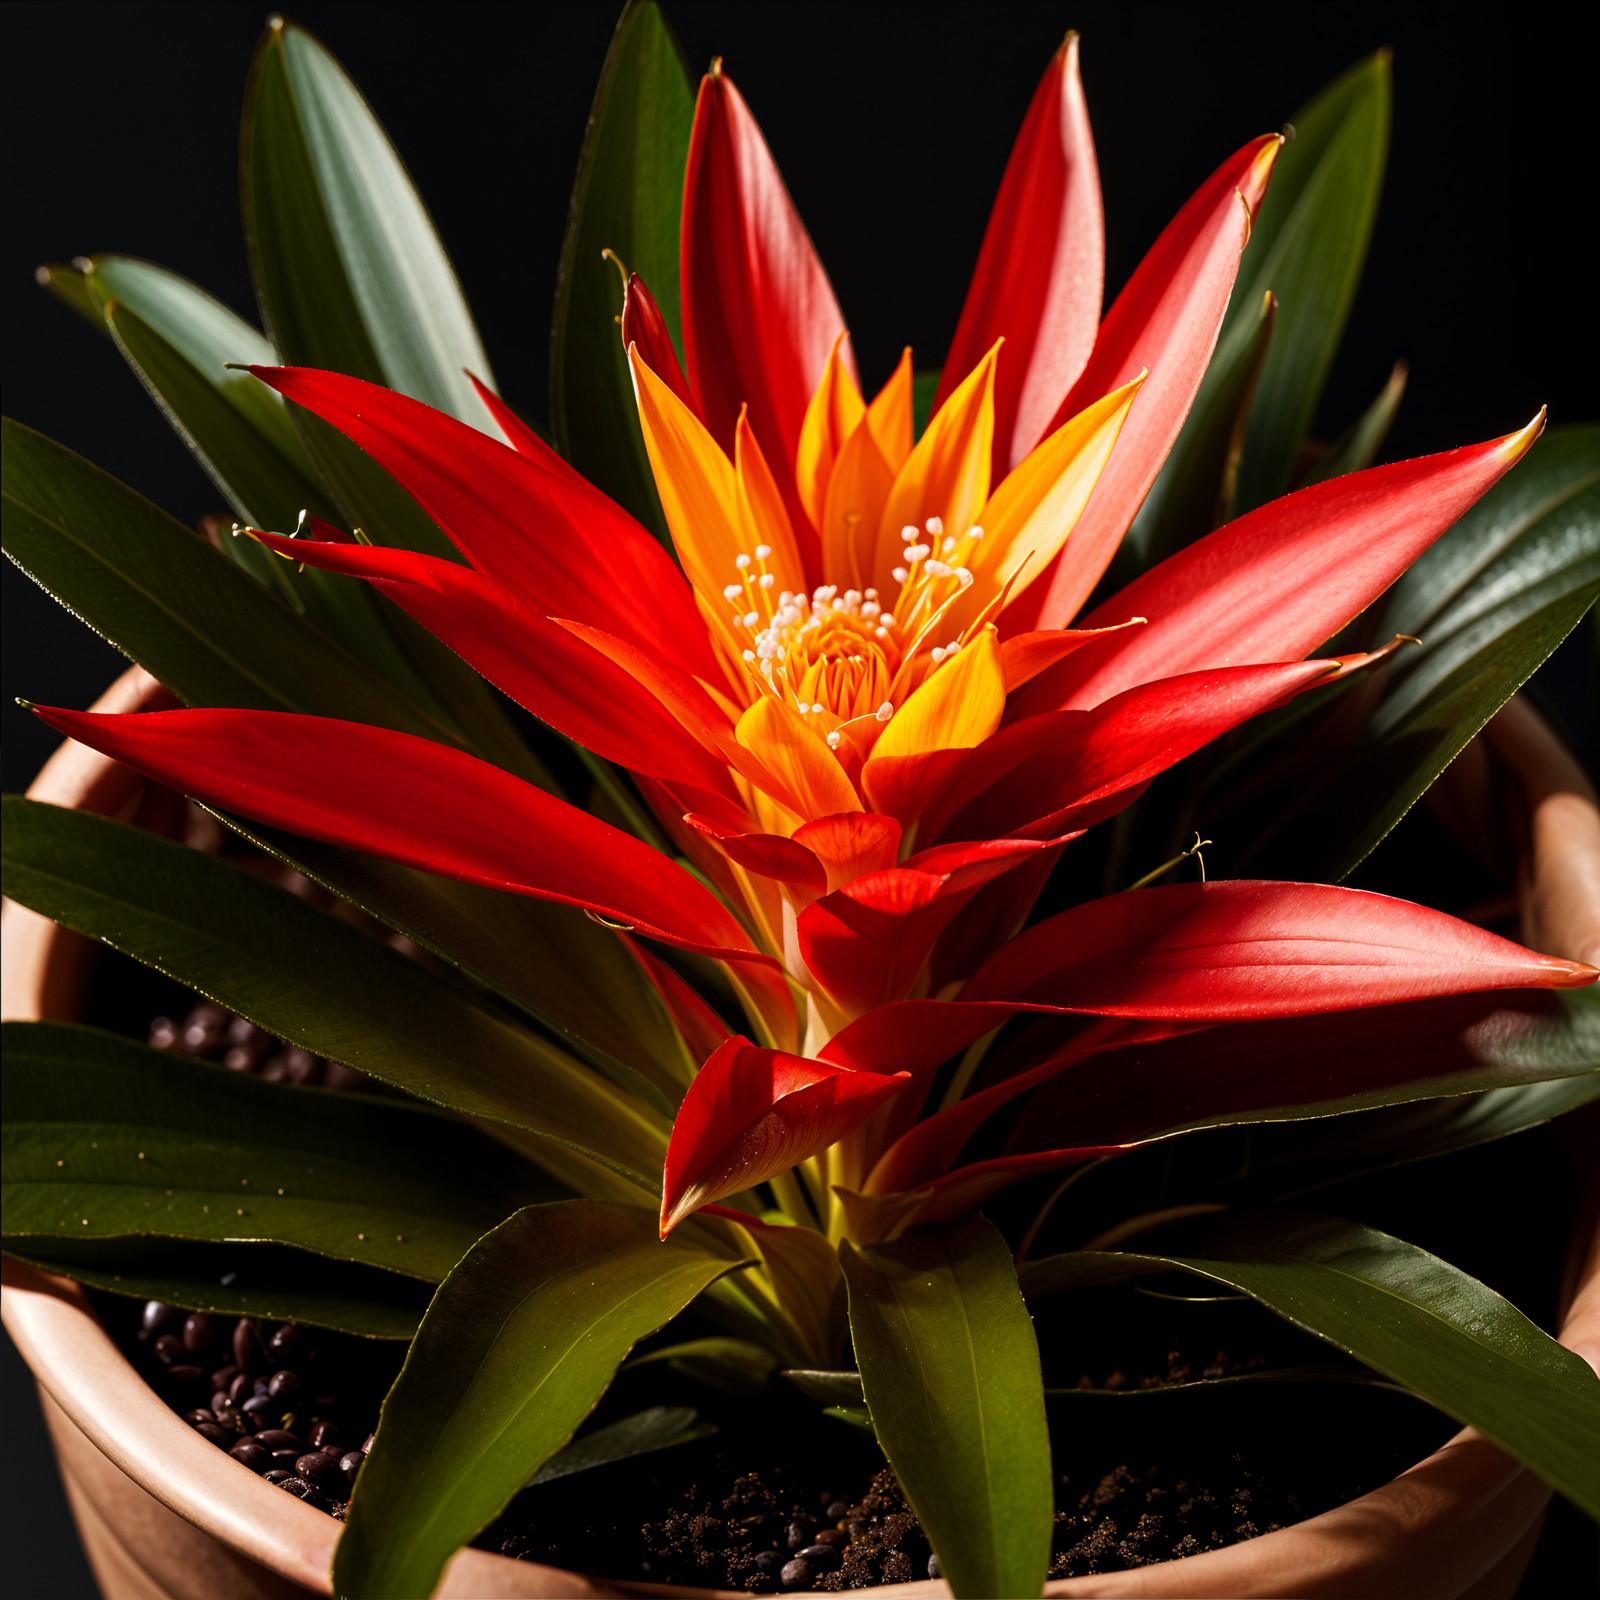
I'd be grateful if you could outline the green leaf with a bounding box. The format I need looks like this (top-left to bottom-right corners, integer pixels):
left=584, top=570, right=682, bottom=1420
left=240, top=17, right=497, bottom=432
left=35, top=260, right=104, bottom=328
left=552, top=1, right=693, bottom=542
left=1021, top=1209, right=1600, bottom=1519
left=3, top=1235, right=430, bottom=1339
left=781, top=1368, right=868, bottom=1406
left=0, top=417, right=457, bottom=743
left=1230, top=52, right=1391, bottom=511
left=1, top=1021, right=548, bottom=1283
left=912, top=369, right=940, bottom=442
left=525, top=1405, right=714, bottom=1487
left=1112, top=287, right=1276, bottom=587
left=1279, top=430, right=1599, bottom=878
left=1233, top=1057, right=1600, bottom=1204
left=332, top=1201, right=743, bottom=1599
left=1296, top=359, right=1407, bottom=488
left=623, top=1335, right=778, bottom=1394
left=212, top=811, right=697, bottom=1106
left=0, top=799, right=671, bottom=1193
left=841, top=1215, right=1052, bottom=1600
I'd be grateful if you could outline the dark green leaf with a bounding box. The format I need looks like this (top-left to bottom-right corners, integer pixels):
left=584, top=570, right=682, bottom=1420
left=841, top=1215, right=1052, bottom=1600
left=241, top=17, right=497, bottom=431
left=1112, top=287, right=1276, bottom=587
left=2, top=1235, right=430, bottom=1338
left=0, top=417, right=457, bottom=743
left=552, top=1, right=693, bottom=542
left=912, top=369, right=940, bottom=442
left=1230, top=52, right=1391, bottom=510
left=1296, top=359, right=1407, bottom=488
left=1280, top=440, right=1598, bottom=878
left=212, top=810, right=697, bottom=1107
left=1021, top=1209, right=1600, bottom=1518
left=624, top=1335, right=778, bottom=1394
left=781, top=1368, right=866, bottom=1406
left=0, top=799, right=671, bottom=1193
left=35, top=260, right=104, bottom=329
left=2, top=1021, right=548, bottom=1283
left=333, top=1201, right=743, bottom=1599
left=525, top=1406, right=714, bottom=1486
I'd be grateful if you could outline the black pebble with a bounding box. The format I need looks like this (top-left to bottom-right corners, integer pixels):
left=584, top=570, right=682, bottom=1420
left=165, top=1365, right=208, bottom=1399
left=228, top=1374, right=253, bottom=1406
left=229, top=1440, right=272, bottom=1473
left=779, top=1558, right=814, bottom=1590
left=927, top=1553, right=941, bottom=1579
left=267, top=1369, right=302, bottom=1404
left=252, top=1429, right=301, bottom=1453
left=142, top=1301, right=183, bottom=1338
left=182, top=1408, right=215, bottom=1426
left=232, top=1318, right=257, bottom=1373
left=306, top=1418, right=339, bottom=1449
left=275, top=1476, right=329, bottom=1510
left=182, top=1313, right=215, bottom=1354
left=797, top=1544, right=841, bottom=1573
left=193, top=1421, right=231, bottom=1448
left=263, top=1470, right=296, bottom=1486
left=785, top=1520, right=813, bottom=1551
left=269, top=1324, right=309, bottom=1364
left=146, top=1018, right=180, bottom=1051
left=753, top=1550, right=782, bottom=1573
left=296, top=1452, right=344, bottom=1494
left=824, top=1498, right=850, bottom=1521
left=242, top=1395, right=277, bottom=1422
left=152, top=1334, right=186, bottom=1366
left=338, top=1451, right=363, bottom=1490
left=811, top=1528, right=846, bottom=1549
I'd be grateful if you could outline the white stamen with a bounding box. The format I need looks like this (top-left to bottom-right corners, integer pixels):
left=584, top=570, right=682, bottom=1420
left=864, top=587, right=879, bottom=600
left=743, top=649, right=756, bottom=662
left=901, top=525, right=920, bottom=544
left=967, top=525, right=984, bottom=541
left=736, top=553, right=752, bottom=570
left=945, top=639, right=962, bottom=656
left=812, top=703, right=824, bottom=714
left=892, top=566, right=909, bottom=584
left=875, top=626, right=890, bottom=640
left=924, top=559, right=952, bottom=578
left=759, top=572, right=775, bottom=589
left=861, top=602, right=881, bottom=619
left=813, top=585, right=837, bottom=603
left=743, top=611, right=760, bottom=627
left=723, top=584, right=743, bottom=602
left=879, top=613, right=897, bottom=628
left=754, top=544, right=772, bottom=560
left=758, top=638, right=781, bottom=660
left=827, top=731, right=843, bottom=749
left=844, top=589, right=862, bottom=606
left=904, top=544, right=931, bottom=563
left=925, top=516, right=943, bottom=537
left=931, top=647, right=946, bottom=663
left=954, top=567, right=974, bottom=588
left=876, top=702, right=894, bottom=721
left=942, top=536, right=958, bottom=555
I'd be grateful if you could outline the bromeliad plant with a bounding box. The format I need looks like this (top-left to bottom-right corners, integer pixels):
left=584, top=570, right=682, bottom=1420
left=5, top=8, right=1599, bottom=1598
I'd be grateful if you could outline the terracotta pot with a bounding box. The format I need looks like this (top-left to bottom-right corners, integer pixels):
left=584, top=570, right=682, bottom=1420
left=5, top=664, right=1598, bottom=1600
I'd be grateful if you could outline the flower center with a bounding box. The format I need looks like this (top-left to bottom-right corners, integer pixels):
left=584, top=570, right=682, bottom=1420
left=719, top=519, right=982, bottom=749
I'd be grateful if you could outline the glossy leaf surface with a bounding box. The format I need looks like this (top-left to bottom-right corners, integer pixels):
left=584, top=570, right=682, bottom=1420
left=1266, top=425, right=1600, bottom=877
left=525, top=1405, right=714, bottom=1486
left=3, top=1234, right=430, bottom=1338
left=0, top=799, right=670, bottom=1190
left=2, top=1021, right=542, bottom=1282
left=552, top=2, right=692, bottom=539
left=842, top=1215, right=1052, bottom=1600
left=1230, top=52, right=1391, bottom=510
left=0, top=419, right=453, bottom=741
left=241, top=16, right=496, bottom=429
left=1021, top=1210, right=1600, bottom=1518
left=216, top=812, right=696, bottom=1104
left=333, top=1202, right=740, bottom=1598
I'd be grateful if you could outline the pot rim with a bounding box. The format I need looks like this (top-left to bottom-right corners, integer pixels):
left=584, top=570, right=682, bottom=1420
left=4, top=663, right=1596, bottom=1600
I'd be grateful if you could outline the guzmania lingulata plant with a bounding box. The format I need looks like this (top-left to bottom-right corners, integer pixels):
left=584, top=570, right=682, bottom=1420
left=5, top=7, right=1597, bottom=1598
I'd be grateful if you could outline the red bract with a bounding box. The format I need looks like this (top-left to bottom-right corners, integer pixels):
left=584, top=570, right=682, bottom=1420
left=39, top=44, right=1592, bottom=1259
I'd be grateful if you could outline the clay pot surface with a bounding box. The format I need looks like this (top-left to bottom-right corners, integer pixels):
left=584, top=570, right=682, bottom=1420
left=5, top=664, right=1597, bottom=1600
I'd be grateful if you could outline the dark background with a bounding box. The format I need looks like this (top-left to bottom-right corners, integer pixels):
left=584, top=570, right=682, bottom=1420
left=3, top=3, right=1595, bottom=1595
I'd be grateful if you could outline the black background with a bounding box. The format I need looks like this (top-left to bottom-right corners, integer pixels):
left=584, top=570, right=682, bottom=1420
left=3, top=4, right=1595, bottom=1595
